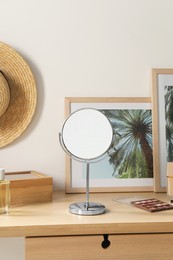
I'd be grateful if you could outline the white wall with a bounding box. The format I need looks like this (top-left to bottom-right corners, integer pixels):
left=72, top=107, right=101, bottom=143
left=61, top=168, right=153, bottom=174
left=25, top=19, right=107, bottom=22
left=1, top=0, right=173, bottom=191
left=0, top=238, right=24, bottom=259
left=1, top=1, right=173, bottom=259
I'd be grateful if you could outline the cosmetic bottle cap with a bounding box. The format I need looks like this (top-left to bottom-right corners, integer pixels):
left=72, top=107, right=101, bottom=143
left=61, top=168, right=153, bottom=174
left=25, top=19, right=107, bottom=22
left=0, top=168, right=5, bottom=180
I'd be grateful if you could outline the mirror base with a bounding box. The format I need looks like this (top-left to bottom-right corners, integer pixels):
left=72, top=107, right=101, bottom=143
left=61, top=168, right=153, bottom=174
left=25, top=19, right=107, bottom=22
left=69, top=202, right=106, bottom=215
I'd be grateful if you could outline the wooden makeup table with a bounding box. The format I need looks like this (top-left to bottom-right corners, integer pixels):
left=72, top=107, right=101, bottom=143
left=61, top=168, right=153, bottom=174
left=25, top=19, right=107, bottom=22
left=1, top=191, right=173, bottom=260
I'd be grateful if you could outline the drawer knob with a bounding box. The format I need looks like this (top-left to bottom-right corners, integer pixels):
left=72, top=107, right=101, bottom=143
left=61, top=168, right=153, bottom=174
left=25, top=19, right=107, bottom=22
left=101, top=234, right=111, bottom=249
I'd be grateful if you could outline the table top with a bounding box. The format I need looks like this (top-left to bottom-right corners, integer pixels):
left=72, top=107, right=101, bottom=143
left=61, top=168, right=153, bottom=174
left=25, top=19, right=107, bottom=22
left=1, top=191, right=173, bottom=238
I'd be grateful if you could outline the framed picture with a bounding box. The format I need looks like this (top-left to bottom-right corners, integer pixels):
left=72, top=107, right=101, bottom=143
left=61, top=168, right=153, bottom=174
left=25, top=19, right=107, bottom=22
left=65, top=97, right=153, bottom=193
left=152, top=68, right=173, bottom=192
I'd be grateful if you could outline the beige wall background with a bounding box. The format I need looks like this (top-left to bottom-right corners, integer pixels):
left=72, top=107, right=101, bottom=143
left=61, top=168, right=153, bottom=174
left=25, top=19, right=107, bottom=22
left=1, top=0, right=173, bottom=192
left=1, top=0, right=173, bottom=258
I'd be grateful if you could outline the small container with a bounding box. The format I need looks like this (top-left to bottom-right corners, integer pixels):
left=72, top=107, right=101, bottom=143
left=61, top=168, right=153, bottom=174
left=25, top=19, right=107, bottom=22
left=0, top=168, right=10, bottom=214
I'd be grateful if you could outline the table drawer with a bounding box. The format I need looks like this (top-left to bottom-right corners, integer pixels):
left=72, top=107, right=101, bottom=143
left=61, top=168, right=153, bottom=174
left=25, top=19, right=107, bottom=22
left=26, top=233, right=173, bottom=260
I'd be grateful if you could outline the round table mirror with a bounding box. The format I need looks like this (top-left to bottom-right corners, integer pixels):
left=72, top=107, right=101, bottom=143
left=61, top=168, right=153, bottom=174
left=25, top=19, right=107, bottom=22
left=59, top=108, right=114, bottom=215
left=61, top=108, right=113, bottom=161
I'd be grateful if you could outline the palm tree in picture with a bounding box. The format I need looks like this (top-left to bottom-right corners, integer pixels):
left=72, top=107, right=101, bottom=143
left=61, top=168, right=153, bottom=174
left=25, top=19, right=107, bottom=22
left=101, top=109, right=153, bottom=178
left=165, top=86, right=173, bottom=162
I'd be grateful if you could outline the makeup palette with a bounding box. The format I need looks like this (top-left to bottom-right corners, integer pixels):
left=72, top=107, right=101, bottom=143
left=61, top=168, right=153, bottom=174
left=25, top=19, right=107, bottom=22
left=131, top=198, right=173, bottom=212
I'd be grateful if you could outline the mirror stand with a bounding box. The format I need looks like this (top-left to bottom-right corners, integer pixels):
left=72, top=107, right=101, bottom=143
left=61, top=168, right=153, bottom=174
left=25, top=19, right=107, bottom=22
left=69, top=162, right=106, bottom=215
left=59, top=108, right=114, bottom=216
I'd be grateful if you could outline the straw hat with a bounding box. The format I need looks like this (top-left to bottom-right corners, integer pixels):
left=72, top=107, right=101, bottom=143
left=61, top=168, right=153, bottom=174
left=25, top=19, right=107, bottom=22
left=0, top=41, right=37, bottom=148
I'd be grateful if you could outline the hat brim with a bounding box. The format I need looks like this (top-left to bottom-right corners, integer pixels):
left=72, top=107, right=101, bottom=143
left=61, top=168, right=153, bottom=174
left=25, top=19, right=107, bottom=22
left=0, top=42, right=37, bottom=148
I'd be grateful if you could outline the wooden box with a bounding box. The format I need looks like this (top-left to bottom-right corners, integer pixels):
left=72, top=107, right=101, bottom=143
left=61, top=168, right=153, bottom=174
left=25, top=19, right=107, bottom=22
left=167, top=162, right=173, bottom=177
left=5, top=171, right=53, bottom=207
left=167, top=177, right=173, bottom=196
left=167, top=163, right=173, bottom=197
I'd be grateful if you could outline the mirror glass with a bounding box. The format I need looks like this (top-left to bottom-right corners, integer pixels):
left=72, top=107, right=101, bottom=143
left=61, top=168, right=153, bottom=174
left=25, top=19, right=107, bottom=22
left=61, top=108, right=113, bottom=161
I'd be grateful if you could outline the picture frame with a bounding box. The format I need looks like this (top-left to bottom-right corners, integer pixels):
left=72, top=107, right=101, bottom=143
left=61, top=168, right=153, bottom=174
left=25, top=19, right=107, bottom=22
left=152, top=68, right=173, bottom=192
left=65, top=97, right=153, bottom=193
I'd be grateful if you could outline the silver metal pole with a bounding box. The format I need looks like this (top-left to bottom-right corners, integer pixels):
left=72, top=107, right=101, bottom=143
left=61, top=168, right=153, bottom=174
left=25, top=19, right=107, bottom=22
left=86, top=163, right=90, bottom=210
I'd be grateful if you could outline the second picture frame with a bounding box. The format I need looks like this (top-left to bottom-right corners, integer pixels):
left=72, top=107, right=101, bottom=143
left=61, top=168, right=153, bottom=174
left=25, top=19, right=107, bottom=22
left=64, top=97, right=153, bottom=193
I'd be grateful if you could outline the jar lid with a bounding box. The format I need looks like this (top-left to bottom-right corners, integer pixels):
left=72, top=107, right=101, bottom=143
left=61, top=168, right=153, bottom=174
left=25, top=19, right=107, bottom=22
left=0, top=168, right=5, bottom=180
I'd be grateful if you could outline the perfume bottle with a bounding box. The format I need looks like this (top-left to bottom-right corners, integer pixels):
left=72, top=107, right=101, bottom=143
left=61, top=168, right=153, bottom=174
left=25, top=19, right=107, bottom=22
left=0, top=168, right=10, bottom=214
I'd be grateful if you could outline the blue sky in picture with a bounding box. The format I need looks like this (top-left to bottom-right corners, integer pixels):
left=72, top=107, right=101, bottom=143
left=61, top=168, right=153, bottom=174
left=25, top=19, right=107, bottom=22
left=82, top=157, right=114, bottom=179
